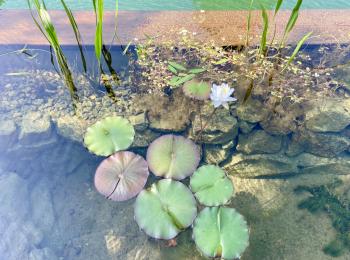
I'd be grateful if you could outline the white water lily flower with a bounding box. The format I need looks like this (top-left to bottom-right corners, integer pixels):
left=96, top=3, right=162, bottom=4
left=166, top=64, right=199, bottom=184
left=210, top=83, right=237, bottom=109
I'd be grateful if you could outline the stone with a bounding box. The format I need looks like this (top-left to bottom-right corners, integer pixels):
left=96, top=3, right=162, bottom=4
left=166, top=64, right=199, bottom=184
left=128, top=112, right=149, bottom=132
left=30, top=180, right=55, bottom=234
left=236, top=99, right=268, bottom=123
left=260, top=116, right=296, bottom=135
left=0, top=172, right=29, bottom=220
left=0, top=119, right=17, bottom=151
left=29, top=248, right=58, bottom=260
left=203, top=141, right=235, bottom=165
left=223, top=153, right=298, bottom=178
left=19, top=112, right=52, bottom=145
left=190, top=104, right=239, bottom=144
left=56, top=115, right=87, bottom=142
left=288, top=130, right=350, bottom=158
left=131, top=129, right=161, bottom=148
left=238, top=120, right=256, bottom=134
left=237, top=130, right=282, bottom=154
left=305, top=98, right=350, bottom=132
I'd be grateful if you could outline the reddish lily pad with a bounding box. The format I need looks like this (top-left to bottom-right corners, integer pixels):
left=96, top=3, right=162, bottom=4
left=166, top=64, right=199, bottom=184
left=94, top=151, right=149, bottom=201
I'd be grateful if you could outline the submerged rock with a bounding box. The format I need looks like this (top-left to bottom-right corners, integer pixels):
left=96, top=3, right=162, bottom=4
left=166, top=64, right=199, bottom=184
left=18, top=112, right=52, bottom=145
left=305, top=98, right=350, bottom=132
left=128, top=112, right=149, bottom=132
left=238, top=120, right=257, bottom=134
left=0, top=119, right=17, bottom=151
left=203, top=141, right=235, bottom=165
left=237, top=130, right=282, bottom=154
left=236, top=99, right=268, bottom=123
left=190, top=104, right=238, bottom=144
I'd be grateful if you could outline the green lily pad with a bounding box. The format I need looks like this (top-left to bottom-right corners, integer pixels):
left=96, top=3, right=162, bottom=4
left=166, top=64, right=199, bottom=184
left=193, top=207, right=249, bottom=259
left=183, top=79, right=211, bottom=100
left=84, top=116, right=135, bottom=156
left=146, top=135, right=200, bottom=180
left=134, top=179, right=197, bottom=240
left=190, top=165, right=234, bottom=206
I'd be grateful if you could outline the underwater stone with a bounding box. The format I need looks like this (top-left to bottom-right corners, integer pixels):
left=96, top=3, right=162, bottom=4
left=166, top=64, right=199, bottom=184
left=236, top=99, right=268, bottom=123
left=128, top=112, right=149, bottom=132
left=29, top=248, right=58, bottom=260
left=288, top=130, right=350, bottom=158
left=0, top=119, right=17, bottom=151
left=19, top=112, right=52, bottom=145
left=131, top=129, right=161, bottom=148
left=203, top=141, right=234, bottom=165
left=237, top=130, right=283, bottom=154
left=190, top=104, right=239, bottom=144
left=238, top=120, right=257, bottom=134
left=223, top=153, right=298, bottom=178
left=305, top=99, right=350, bottom=132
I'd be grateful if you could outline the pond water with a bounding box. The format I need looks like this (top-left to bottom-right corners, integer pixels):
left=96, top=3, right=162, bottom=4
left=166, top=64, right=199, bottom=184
left=2, top=0, right=350, bottom=11
left=1, top=0, right=350, bottom=259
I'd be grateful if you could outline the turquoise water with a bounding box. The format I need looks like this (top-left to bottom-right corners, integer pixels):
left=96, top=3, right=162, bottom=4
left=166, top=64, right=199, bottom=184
left=2, top=0, right=350, bottom=11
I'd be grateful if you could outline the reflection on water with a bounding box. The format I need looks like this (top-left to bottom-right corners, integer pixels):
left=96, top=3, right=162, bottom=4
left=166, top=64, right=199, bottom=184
left=0, top=44, right=349, bottom=260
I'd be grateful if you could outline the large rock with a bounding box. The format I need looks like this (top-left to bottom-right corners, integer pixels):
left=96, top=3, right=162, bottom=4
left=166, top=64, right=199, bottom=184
left=19, top=112, right=52, bottom=145
left=0, top=119, right=17, bottom=151
left=237, top=130, right=282, bottom=154
left=190, top=104, right=239, bottom=144
left=128, top=112, right=149, bottom=132
left=203, top=141, right=235, bottom=165
left=238, top=120, right=256, bottom=134
left=305, top=98, right=350, bottom=132
left=288, top=130, right=350, bottom=158
left=236, top=99, right=268, bottom=123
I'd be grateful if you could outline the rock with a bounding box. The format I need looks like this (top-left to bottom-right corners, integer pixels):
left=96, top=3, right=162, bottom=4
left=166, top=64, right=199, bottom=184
left=260, top=116, right=296, bottom=135
left=288, top=130, right=350, bottom=157
left=237, top=130, right=282, bottom=154
left=236, top=99, right=268, bottom=123
left=305, top=98, right=350, bottom=132
left=56, top=115, right=87, bottom=142
left=30, top=179, right=55, bottom=234
left=203, top=141, right=235, bottom=165
left=223, top=153, right=298, bottom=178
left=0, top=172, right=29, bottom=220
left=190, top=104, right=239, bottom=144
left=29, top=248, right=58, bottom=260
left=238, top=120, right=256, bottom=134
left=19, top=112, right=52, bottom=145
left=128, top=112, right=149, bottom=132
left=0, top=119, right=17, bottom=151
left=131, top=129, right=161, bottom=148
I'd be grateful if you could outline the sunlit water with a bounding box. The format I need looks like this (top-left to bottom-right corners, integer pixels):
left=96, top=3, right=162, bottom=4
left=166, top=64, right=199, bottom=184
left=0, top=42, right=349, bottom=260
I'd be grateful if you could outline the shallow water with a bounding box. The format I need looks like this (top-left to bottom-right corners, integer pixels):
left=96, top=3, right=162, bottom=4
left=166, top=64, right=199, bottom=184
left=2, top=0, right=350, bottom=11
left=0, top=40, right=350, bottom=260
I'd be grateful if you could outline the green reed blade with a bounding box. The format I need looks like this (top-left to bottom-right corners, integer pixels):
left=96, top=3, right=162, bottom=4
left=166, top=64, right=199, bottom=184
left=245, top=0, right=254, bottom=47
left=281, top=32, right=312, bottom=72
left=280, top=0, right=303, bottom=46
left=259, top=5, right=269, bottom=56
left=94, top=0, right=104, bottom=62
left=60, top=0, right=87, bottom=73
left=274, top=0, right=283, bottom=16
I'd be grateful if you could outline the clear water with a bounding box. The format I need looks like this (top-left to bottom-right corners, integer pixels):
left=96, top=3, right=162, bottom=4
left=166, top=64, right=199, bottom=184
left=2, top=0, right=350, bottom=10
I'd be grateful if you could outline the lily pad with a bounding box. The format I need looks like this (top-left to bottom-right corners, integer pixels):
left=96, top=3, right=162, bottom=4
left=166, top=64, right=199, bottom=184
left=193, top=207, right=249, bottom=259
left=146, top=135, right=200, bottom=180
left=134, top=179, right=197, bottom=239
left=94, top=151, right=149, bottom=201
left=183, top=79, right=211, bottom=100
left=84, top=116, right=135, bottom=156
left=190, top=165, right=234, bottom=206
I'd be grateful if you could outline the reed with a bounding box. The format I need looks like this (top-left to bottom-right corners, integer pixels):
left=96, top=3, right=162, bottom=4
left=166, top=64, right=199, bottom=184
left=92, top=0, right=104, bottom=62
left=27, top=0, right=78, bottom=107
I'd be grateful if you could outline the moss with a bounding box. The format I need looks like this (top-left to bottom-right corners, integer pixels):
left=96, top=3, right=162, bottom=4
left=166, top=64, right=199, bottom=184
left=294, top=180, right=350, bottom=257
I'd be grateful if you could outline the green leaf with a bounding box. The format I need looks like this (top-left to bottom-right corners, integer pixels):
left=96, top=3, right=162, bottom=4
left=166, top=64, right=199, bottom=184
left=183, top=79, right=211, bottom=100
left=168, top=65, right=178, bottom=74
left=259, top=5, right=269, bottom=56
left=172, top=74, right=196, bottom=86
left=245, top=0, right=254, bottom=47
left=213, top=58, right=229, bottom=65
left=274, top=0, right=283, bottom=16
left=281, top=32, right=312, bottom=72
left=168, top=61, right=187, bottom=71
left=168, top=76, right=181, bottom=86
left=188, top=68, right=206, bottom=74
left=94, top=0, right=104, bottom=62
left=281, top=0, right=303, bottom=46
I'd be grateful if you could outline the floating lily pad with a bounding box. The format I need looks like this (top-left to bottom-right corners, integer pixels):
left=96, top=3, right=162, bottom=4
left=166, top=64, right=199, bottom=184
left=134, top=179, right=197, bottom=239
left=146, top=135, right=200, bottom=180
left=183, top=79, right=211, bottom=100
left=193, top=207, right=249, bottom=259
left=84, top=116, right=135, bottom=156
left=190, top=165, right=234, bottom=206
left=94, top=151, right=149, bottom=201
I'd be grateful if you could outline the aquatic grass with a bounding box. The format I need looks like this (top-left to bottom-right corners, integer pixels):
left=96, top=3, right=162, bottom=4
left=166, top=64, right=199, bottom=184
left=244, top=0, right=254, bottom=47
left=27, top=0, right=78, bottom=107
left=259, top=5, right=269, bottom=56
left=60, top=0, right=87, bottom=73
left=280, top=0, right=303, bottom=48
left=93, top=0, right=104, bottom=62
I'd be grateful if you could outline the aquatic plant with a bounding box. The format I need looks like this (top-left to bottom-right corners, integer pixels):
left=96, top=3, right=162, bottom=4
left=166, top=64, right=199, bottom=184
left=183, top=79, right=211, bottom=100
left=190, top=165, right=234, bottom=206
left=295, top=180, right=350, bottom=257
left=134, top=179, right=197, bottom=239
left=210, top=83, right=237, bottom=109
left=95, top=151, right=149, bottom=201
left=27, top=0, right=79, bottom=107
left=193, top=207, right=249, bottom=259
left=146, top=135, right=200, bottom=180
left=167, top=61, right=206, bottom=88
left=84, top=116, right=135, bottom=156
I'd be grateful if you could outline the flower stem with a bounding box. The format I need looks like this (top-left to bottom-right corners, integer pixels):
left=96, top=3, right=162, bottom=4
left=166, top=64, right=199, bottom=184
left=195, top=107, right=217, bottom=143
